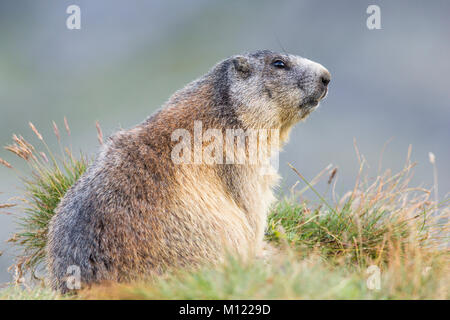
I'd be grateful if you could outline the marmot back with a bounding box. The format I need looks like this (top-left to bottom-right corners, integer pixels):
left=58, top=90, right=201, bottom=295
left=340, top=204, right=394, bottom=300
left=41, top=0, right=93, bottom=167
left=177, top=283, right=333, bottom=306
left=46, top=50, right=330, bottom=292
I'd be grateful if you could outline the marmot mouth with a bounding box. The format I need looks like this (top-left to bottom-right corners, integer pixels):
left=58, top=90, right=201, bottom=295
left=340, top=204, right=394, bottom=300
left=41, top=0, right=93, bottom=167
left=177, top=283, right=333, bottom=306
left=301, top=98, right=320, bottom=108
left=301, top=88, right=327, bottom=109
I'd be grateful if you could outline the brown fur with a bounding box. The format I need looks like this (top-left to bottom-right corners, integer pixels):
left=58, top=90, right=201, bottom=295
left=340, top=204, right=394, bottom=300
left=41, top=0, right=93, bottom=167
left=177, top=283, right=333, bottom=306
left=46, top=50, right=330, bottom=292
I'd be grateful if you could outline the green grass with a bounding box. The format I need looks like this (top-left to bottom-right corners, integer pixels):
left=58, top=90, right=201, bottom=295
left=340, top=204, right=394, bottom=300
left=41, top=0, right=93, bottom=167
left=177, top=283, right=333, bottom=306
left=2, top=242, right=447, bottom=299
left=0, top=121, right=448, bottom=299
left=12, top=153, right=87, bottom=272
left=0, top=285, right=61, bottom=300
left=1, top=120, right=89, bottom=277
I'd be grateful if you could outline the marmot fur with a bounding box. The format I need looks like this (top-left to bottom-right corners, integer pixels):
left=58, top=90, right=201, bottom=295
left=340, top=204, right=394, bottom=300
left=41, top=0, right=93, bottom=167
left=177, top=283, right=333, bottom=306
left=47, top=50, right=330, bottom=292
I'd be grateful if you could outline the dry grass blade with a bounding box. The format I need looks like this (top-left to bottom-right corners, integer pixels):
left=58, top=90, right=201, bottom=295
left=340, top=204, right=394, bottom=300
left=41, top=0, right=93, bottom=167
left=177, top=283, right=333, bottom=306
left=328, top=167, right=337, bottom=185
left=64, top=116, right=71, bottom=136
left=0, top=157, right=13, bottom=169
left=96, top=121, right=103, bottom=145
left=5, top=144, right=31, bottom=161
left=29, top=122, right=43, bottom=141
left=0, top=203, right=16, bottom=209
left=287, top=162, right=336, bottom=215
left=52, top=121, right=60, bottom=141
left=39, top=152, right=49, bottom=163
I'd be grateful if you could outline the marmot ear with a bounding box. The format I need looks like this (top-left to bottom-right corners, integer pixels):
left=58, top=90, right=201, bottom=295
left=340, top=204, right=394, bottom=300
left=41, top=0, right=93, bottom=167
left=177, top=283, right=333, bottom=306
left=232, top=56, right=251, bottom=78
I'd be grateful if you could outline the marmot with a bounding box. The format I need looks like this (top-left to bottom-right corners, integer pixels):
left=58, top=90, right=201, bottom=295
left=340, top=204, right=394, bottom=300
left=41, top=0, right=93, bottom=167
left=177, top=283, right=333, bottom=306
left=47, top=50, right=330, bottom=292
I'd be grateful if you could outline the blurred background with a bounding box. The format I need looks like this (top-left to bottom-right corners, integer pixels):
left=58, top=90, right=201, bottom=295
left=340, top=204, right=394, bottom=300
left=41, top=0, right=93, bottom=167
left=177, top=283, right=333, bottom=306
left=0, top=0, right=449, bottom=284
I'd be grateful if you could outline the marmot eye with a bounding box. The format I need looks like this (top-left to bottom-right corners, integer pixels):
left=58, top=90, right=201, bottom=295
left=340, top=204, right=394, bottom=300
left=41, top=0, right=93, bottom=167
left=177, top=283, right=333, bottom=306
left=272, top=60, right=286, bottom=69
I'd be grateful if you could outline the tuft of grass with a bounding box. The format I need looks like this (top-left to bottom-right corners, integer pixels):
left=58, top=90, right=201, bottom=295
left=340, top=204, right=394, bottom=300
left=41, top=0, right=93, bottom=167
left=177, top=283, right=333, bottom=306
left=266, top=152, right=448, bottom=268
left=1, top=119, right=89, bottom=279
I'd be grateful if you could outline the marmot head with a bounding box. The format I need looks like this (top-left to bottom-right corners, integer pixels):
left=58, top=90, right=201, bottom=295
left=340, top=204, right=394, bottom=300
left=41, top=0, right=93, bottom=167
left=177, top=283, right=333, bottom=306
left=223, top=50, right=330, bottom=130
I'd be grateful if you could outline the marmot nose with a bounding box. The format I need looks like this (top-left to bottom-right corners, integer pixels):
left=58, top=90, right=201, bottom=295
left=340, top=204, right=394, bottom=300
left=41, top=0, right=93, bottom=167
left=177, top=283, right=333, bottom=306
left=320, top=71, right=331, bottom=87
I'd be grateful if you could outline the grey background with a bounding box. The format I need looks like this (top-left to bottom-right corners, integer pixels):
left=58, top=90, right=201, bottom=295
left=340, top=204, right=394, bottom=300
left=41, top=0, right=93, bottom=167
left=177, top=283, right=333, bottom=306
left=0, top=0, right=449, bottom=284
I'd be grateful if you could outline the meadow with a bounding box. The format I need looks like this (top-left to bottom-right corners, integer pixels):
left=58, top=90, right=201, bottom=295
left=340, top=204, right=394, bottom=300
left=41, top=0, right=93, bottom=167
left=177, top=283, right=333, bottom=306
left=0, top=121, right=448, bottom=299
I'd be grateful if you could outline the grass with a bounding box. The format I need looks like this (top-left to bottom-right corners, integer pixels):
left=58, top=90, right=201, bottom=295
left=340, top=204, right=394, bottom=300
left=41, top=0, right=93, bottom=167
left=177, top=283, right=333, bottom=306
left=0, top=119, right=89, bottom=280
left=0, top=121, right=448, bottom=299
left=0, top=285, right=61, bottom=300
